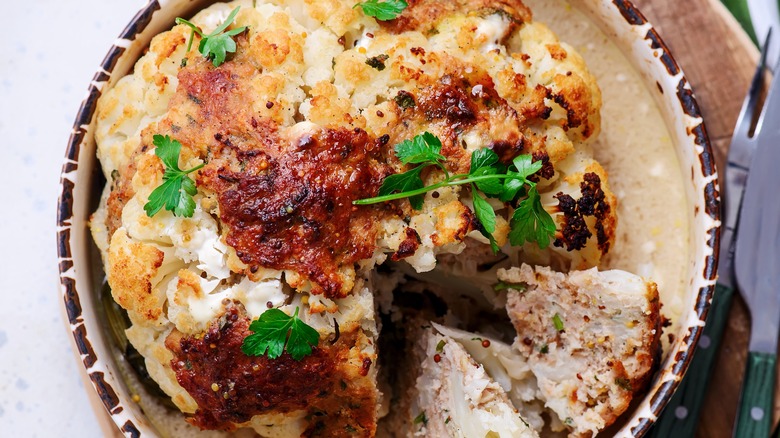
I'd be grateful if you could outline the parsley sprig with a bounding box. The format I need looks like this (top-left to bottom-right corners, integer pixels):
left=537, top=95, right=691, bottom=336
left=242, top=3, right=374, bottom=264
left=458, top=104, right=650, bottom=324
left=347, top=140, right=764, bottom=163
left=144, top=135, right=204, bottom=218
left=354, top=0, right=408, bottom=21
left=176, top=6, right=247, bottom=67
left=353, top=132, right=557, bottom=250
left=242, top=307, right=320, bottom=361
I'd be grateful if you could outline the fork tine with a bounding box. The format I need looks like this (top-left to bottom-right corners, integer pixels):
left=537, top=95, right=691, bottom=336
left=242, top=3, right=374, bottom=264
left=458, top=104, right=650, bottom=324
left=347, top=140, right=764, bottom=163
left=735, top=28, right=773, bottom=141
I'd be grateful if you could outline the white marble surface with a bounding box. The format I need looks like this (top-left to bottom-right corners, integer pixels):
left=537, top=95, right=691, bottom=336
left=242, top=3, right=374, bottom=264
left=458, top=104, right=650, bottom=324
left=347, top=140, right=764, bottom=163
left=0, top=0, right=147, bottom=435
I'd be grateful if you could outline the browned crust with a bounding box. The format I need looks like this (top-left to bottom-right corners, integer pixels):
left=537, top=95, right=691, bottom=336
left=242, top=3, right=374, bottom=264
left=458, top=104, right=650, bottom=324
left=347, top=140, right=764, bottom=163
left=166, top=305, right=377, bottom=434
left=105, top=160, right=137, bottom=241
left=391, top=227, right=422, bottom=261
left=633, top=282, right=662, bottom=393
left=157, top=55, right=393, bottom=298
left=107, top=229, right=165, bottom=322
left=380, top=0, right=532, bottom=35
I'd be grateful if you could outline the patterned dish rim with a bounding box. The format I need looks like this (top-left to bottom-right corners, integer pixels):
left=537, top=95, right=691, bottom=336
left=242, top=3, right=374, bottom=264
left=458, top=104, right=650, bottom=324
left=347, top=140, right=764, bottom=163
left=56, top=0, right=721, bottom=436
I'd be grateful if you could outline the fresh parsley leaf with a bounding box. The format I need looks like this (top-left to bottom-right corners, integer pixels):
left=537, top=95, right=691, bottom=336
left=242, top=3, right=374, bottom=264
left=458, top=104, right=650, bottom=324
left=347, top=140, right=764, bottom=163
left=472, top=185, right=499, bottom=253
left=355, top=132, right=557, bottom=251
left=395, top=132, right=445, bottom=165
left=241, top=307, right=320, bottom=361
left=499, top=155, right=541, bottom=201
left=144, top=135, right=204, bottom=218
left=470, top=166, right=503, bottom=195
left=553, top=313, right=564, bottom=331
left=199, top=27, right=245, bottom=67
left=512, top=154, right=543, bottom=180
left=509, top=186, right=556, bottom=248
left=498, top=173, right=525, bottom=202
left=378, top=166, right=426, bottom=210
left=471, top=187, right=496, bottom=234
left=469, top=149, right=504, bottom=195
left=470, top=148, right=500, bottom=171
left=354, top=0, right=408, bottom=21
left=176, top=6, right=247, bottom=67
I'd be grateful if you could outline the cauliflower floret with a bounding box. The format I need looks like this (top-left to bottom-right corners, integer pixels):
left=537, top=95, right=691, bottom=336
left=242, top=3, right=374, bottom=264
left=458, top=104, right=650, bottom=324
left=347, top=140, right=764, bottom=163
left=91, top=0, right=622, bottom=435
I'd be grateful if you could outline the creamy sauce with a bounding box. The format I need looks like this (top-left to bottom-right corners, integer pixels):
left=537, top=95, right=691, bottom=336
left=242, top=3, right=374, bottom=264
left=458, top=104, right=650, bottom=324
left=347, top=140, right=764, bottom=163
left=526, top=0, right=690, bottom=352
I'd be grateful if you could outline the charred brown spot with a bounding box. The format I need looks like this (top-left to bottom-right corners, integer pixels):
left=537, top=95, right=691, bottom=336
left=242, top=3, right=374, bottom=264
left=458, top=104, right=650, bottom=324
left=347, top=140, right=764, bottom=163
left=410, top=47, right=426, bottom=56
left=488, top=139, right=525, bottom=164
left=553, top=193, right=591, bottom=251
left=552, top=172, right=612, bottom=252
left=419, top=83, right=476, bottom=122
left=391, top=228, right=422, bottom=261
left=531, top=150, right=554, bottom=180
left=580, top=172, right=611, bottom=253
left=547, top=90, right=574, bottom=129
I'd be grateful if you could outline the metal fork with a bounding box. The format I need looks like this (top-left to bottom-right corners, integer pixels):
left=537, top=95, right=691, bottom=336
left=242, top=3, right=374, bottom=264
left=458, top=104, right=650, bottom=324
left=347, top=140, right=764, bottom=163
left=648, top=29, right=773, bottom=438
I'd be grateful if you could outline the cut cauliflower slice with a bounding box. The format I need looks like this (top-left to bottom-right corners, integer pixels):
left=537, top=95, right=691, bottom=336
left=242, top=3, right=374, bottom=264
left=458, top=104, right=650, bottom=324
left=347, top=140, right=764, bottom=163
left=402, top=324, right=540, bottom=438
left=500, top=264, right=661, bottom=437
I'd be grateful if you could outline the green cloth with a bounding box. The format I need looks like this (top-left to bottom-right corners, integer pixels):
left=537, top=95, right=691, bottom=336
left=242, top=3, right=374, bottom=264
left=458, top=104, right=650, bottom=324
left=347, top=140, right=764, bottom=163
left=722, top=0, right=758, bottom=42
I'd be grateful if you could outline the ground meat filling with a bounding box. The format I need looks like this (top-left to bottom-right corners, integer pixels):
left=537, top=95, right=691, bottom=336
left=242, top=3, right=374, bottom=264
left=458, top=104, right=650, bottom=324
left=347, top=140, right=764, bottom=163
left=167, top=306, right=377, bottom=433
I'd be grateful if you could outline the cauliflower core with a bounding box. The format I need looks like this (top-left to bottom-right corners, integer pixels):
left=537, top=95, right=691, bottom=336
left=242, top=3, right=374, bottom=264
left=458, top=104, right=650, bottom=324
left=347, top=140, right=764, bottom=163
left=90, top=0, right=629, bottom=435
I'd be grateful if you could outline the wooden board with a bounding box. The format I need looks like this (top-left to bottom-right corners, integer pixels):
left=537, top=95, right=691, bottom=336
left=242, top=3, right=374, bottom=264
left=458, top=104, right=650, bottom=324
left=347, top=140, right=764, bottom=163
left=631, top=0, right=777, bottom=436
left=84, top=1, right=763, bottom=437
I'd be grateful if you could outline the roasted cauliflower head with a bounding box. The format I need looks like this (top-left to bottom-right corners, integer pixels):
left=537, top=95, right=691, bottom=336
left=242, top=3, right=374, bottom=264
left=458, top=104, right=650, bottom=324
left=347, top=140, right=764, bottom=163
left=91, top=0, right=621, bottom=435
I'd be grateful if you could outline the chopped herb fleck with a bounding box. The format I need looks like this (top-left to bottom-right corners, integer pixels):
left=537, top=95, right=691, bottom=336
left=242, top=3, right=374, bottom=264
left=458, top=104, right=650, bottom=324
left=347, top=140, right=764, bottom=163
left=413, top=411, right=428, bottom=425
left=540, top=344, right=549, bottom=354
left=436, top=339, right=446, bottom=353
left=615, top=377, right=632, bottom=391
left=494, top=281, right=528, bottom=292
left=394, top=90, right=416, bottom=109
left=366, top=54, right=390, bottom=70
left=553, top=313, right=564, bottom=332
